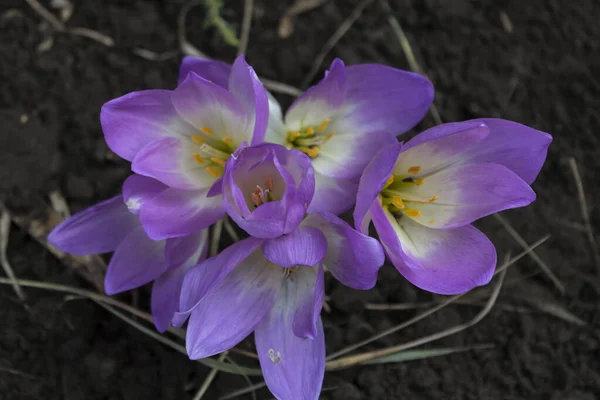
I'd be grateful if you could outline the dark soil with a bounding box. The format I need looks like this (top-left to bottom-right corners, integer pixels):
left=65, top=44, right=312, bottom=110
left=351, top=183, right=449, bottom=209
left=1, top=0, right=599, bottom=399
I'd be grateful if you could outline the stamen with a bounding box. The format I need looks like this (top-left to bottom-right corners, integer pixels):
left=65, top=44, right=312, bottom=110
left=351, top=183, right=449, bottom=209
left=385, top=175, right=394, bottom=186
left=299, top=146, right=320, bottom=158
left=264, top=176, right=274, bottom=192
left=200, top=126, right=213, bottom=135
left=405, top=209, right=422, bottom=217
left=317, top=120, right=330, bottom=132
left=305, top=127, right=315, bottom=136
left=408, top=166, right=422, bottom=175
left=210, top=157, right=226, bottom=167
left=223, top=136, right=233, bottom=144
left=429, top=195, right=438, bottom=203
left=192, top=154, right=205, bottom=164
left=205, top=167, right=221, bottom=178
left=323, top=132, right=335, bottom=143
left=414, top=178, right=425, bottom=186
left=198, top=144, right=230, bottom=160
left=391, top=196, right=405, bottom=209
left=251, top=188, right=262, bottom=207
left=192, top=135, right=205, bottom=144
left=288, top=131, right=300, bottom=140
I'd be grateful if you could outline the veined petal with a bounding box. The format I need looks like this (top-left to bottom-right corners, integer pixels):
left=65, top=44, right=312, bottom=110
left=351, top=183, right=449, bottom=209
left=164, top=229, right=208, bottom=270
left=372, top=203, right=496, bottom=295
left=285, top=59, right=347, bottom=129
left=151, top=265, right=188, bottom=333
left=229, top=55, right=269, bottom=144
left=185, top=252, right=283, bottom=359
left=292, top=265, right=325, bottom=339
left=303, top=212, right=384, bottom=290
left=140, top=187, right=225, bottom=240
left=459, top=118, right=552, bottom=184
left=175, top=237, right=264, bottom=325
left=401, top=163, right=536, bottom=228
left=178, top=56, right=231, bottom=87
left=308, top=171, right=358, bottom=215
left=255, top=284, right=325, bottom=400
left=104, top=225, right=167, bottom=295
left=172, top=72, right=250, bottom=146
left=101, top=90, right=196, bottom=161
left=132, top=137, right=216, bottom=190
left=122, top=174, right=168, bottom=215
left=47, top=196, right=138, bottom=255
left=261, top=227, right=327, bottom=268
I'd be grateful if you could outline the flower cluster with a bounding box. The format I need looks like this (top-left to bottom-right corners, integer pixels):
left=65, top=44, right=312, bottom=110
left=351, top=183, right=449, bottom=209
left=48, top=55, right=551, bottom=400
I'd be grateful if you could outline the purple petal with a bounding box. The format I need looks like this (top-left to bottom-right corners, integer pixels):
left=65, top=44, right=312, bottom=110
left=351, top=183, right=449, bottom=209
left=151, top=266, right=188, bottom=333
left=139, top=187, right=225, bottom=240
left=284, top=149, right=315, bottom=212
left=261, top=227, right=327, bottom=268
left=47, top=196, right=138, bottom=255
left=308, top=171, right=358, bottom=215
left=122, top=174, right=168, bottom=215
left=178, top=56, right=231, bottom=87
left=292, top=265, right=325, bottom=339
left=132, top=137, right=215, bottom=190
left=461, top=118, right=552, bottom=184
left=401, top=163, right=536, bottom=229
left=164, top=229, right=208, bottom=270
left=285, top=59, right=347, bottom=128
left=185, top=253, right=283, bottom=359
left=101, top=90, right=195, bottom=161
left=229, top=55, right=269, bottom=144
left=340, top=64, right=434, bottom=135
left=175, top=237, right=264, bottom=326
left=353, top=143, right=403, bottom=234
left=255, top=284, right=325, bottom=400
left=104, top=225, right=167, bottom=295
left=371, top=203, right=496, bottom=295
left=303, top=212, right=384, bottom=290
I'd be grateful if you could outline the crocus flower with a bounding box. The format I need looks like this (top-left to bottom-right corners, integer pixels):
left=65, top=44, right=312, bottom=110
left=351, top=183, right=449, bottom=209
left=101, top=56, right=269, bottom=240
left=354, top=119, right=552, bottom=295
left=178, top=56, right=434, bottom=215
left=175, top=143, right=385, bottom=400
left=48, top=175, right=208, bottom=332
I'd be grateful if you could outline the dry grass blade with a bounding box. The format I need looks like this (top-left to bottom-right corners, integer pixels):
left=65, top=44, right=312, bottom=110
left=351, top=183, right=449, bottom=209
left=519, top=296, right=586, bottom=326
left=260, top=78, right=302, bottom=97
left=179, top=0, right=210, bottom=58
left=68, top=27, right=114, bottom=46
left=193, top=351, right=229, bottom=400
left=237, top=0, right=253, bottom=56
left=363, top=344, right=494, bottom=365
left=326, top=268, right=507, bottom=370
left=210, top=218, right=224, bottom=257
left=301, top=0, right=374, bottom=88
left=132, top=48, right=179, bottom=61
left=0, top=209, right=26, bottom=302
left=568, top=157, right=600, bottom=270
left=326, top=235, right=550, bottom=362
left=24, top=0, right=65, bottom=31
left=493, top=213, right=564, bottom=293
left=278, top=0, right=328, bottom=38
left=218, top=382, right=266, bottom=400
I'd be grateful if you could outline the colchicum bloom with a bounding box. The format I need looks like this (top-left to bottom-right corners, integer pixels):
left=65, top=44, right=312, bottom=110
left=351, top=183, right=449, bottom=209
left=48, top=175, right=208, bottom=332
left=178, top=56, right=434, bottom=215
left=174, top=143, right=385, bottom=400
left=354, top=119, right=552, bottom=295
left=101, top=55, right=268, bottom=240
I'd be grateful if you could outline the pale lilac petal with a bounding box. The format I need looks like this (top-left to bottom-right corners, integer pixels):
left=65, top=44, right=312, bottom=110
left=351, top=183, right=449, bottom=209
left=303, top=212, right=384, bottom=290
left=104, top=225, right=167, bottom=295
left=47, top=196, right=138, bottom=255
left=175, top=237, right=264, bottom=325
left=255, top=283, right=325, bottom=400
left=372, top=204, right=496, bottom=295
left=308, top=171, right=358, bottom=215
left=261, top=227, right=327, bottom=268
left=401, top=163, right=536, bottom=228
left=285, top=59, right=347, bottom=129
left=339, top=64, right=434, bottom=135
left=172, top=72, right=250, bottom=146
left=122, top=174, right=168, bottom=215
left=178, top=56, right=231, bottom=87
left=460, top=118, right=552, bottom=184
left=101, top=90, right=195, bottom=161
left=140, top=187, right=225, bottom=240
left=185, top=252, right=283, bottom=359
left=283, top=149, right=315, bottom=212
left=164, top=229, right=208, bottom=270
left=229, top=55, right=269, bottom=144
left=353, top=143, right=403, bottom=234
left=264, top=92, right=287, bottom=146
left=151, top=266, right=188, bottom=333
left=292, top=265, right=325, bottom=339
left=132, top=137, right=215, bottom=190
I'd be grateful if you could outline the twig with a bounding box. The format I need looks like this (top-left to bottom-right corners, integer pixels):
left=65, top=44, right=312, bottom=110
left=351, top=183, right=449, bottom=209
left=178, top=0, right=210, bottom=58
left=260, top=78, right=302, bottom=97
left=278, top=0, right=329, bottom=39
left=301, top=0, right=374, bottom=88
left=24, top=0, right=65, bottom=31
left=210, top=218, right=224, bottom=257
left=68, top=27, right=114, bottom=46
left=0, top=208, right=26, bottom=301
left=193, top=351, right=229, bottom=400
left=132, top=48, right=179, bottom=62
left=237, top=0, right=253, bottom=56
left=568, top=157, right=600, bottom=271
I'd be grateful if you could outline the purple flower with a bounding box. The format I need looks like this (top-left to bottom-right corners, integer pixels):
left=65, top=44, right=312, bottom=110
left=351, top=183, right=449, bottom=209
left=101, top=56, right=269, bottom=240
left=179, top=56, right=434, bottom=215
left=48, top=175, right=208, bottom=332
left=222, top=143, right=314, bottom=239
left=354, top=119, right=552, bottom=295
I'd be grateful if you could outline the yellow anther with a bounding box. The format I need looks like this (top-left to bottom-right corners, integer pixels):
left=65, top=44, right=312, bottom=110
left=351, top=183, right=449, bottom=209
left=192, top=154, right=205, bottom=164
left=223, top=136, right=233, bottom=144
left=429, top=219, right=435, bottom=225
left=317, top=120, right=330, bottom=133
left=323, top=132, right=335, bottom=143
left=405, top=208, right=422, bottom=217
left=288, top=131, right=300, bottom=140
left=385, top=175, right=394, bottom=186
left=299, top=146, right=320, bottom=158
left=305, top=127, right=315, bottom=136
left=192, top=135, right=205, bottom=144
left=205, top=167, right=221, bottom=178
left=264, top=176, right=274, bottom=191
left=210, top=157, right=226, bottom=167
left=391, top=196, right=405, bottom=209
left=200, top=126, right=213, bottom=135
left=414, top=178, right=425, bottom=186
left=408, top=166, right=422, bottom=175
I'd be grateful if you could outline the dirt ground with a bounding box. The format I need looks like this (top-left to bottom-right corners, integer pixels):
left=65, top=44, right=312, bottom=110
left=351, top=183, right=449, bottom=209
left=1, top=0, right=599, bottom=399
